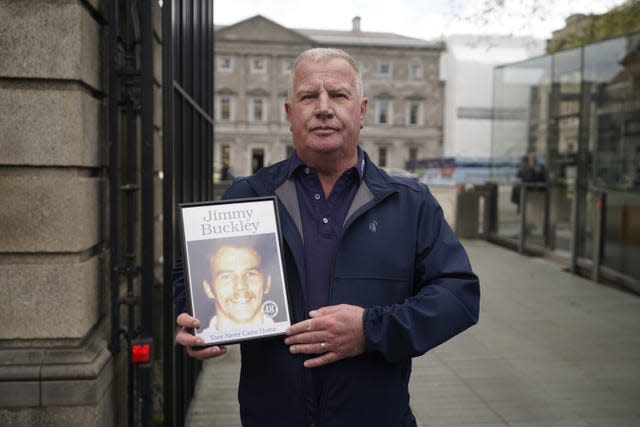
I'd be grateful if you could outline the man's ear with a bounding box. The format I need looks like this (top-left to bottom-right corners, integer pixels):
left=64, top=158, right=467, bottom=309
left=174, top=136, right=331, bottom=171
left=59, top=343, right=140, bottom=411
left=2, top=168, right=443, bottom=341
left=203, top=280, right=215, bottom=299
left=360, top=97, right=368, bottom=127
left=263, top=275, right=272, bottom=295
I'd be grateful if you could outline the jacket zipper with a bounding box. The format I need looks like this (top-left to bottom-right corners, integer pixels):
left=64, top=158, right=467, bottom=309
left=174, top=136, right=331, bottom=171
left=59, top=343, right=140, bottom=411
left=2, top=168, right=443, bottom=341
left=316, top=190, right=395, bottom=418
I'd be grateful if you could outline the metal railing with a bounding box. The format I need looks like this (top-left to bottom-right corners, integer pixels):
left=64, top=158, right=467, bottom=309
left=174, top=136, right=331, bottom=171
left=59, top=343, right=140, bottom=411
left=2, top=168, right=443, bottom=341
left=162, top=1, right=215, bottom=426
left=108, top=1, right=214, bottom=425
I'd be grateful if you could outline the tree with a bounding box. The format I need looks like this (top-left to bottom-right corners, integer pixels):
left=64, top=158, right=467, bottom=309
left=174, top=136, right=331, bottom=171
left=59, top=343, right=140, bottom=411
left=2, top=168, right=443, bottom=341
left=547, top=0, right=640, bottom=52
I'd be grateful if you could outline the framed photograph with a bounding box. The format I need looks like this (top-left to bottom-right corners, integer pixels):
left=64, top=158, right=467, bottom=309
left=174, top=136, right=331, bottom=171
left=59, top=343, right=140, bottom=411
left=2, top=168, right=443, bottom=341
left=178, top=196, right=291, bottom=346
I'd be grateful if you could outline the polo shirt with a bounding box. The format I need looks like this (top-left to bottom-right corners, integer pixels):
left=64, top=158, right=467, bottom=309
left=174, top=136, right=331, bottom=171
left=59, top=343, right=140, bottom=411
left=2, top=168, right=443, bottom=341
left=288, top=149, right=365, bottom=311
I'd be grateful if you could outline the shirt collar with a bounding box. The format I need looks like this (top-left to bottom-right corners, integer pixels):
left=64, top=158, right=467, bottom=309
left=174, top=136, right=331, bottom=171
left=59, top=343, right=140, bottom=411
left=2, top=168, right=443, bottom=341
left=287, top=147, right=365, bottom=181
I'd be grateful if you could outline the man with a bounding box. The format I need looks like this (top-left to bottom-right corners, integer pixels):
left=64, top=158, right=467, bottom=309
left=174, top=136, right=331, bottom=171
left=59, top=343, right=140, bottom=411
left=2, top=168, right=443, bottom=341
left=200, top=243, right=273, bottom=334
left=175, top=47, right=480, bottom=427
left=527, top=151, right=546, bottom=182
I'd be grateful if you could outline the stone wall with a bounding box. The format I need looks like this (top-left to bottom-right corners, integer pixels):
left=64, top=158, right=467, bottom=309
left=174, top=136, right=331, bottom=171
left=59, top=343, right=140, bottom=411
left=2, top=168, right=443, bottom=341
left=0, top=0, right=115, bottom=425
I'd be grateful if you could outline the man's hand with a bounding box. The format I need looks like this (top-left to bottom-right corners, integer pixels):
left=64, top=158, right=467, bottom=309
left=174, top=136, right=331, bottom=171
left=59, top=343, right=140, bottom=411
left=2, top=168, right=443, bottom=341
left=175, top=313, right=228, bottom=359
left=284, top=304, right=365, bottom=368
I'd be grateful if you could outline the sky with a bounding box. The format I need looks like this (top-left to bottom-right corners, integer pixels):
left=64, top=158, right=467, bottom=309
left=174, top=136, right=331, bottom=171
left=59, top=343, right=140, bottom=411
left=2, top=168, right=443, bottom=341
left=214, top=0, right=628, bottom=41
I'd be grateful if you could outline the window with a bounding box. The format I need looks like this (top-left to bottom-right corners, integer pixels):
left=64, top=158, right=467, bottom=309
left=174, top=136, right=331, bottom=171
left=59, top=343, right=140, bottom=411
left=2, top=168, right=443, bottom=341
left=407, top=102, right=421, bottom=126
left=251, top=148, right=265, bottom=173
left=378, top=63, right=391, bottom=76
left=378, top=147, right=388, bottom=167
left=253, top=98, right=263, bottom=121
left=409, top=64, right=423, bottom=80
left=409, top=147, right=418, bottom=163
left=218, top=56, right=233, bottom=71
left=249, top=98, right=267, bottom=122
left=217, top=96, right=233, bottom=121
left=250, top=57, right=267, bottom=73
left=376, top=100, right=392, bottom=125
left=282, top=59, right=294, bottom=74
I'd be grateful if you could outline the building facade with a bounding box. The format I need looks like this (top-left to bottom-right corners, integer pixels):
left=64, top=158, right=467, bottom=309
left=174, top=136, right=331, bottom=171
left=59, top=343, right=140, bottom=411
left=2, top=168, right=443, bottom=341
left=213, top=15, right=445, bottom=178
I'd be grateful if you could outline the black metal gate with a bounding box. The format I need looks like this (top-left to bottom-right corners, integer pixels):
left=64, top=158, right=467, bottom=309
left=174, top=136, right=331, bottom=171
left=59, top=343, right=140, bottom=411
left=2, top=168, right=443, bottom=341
left=162, top=1, right=215, bottom=426
left=108, top=0, right=158, bottom=425
left=108, top=0, right=214, bottom=426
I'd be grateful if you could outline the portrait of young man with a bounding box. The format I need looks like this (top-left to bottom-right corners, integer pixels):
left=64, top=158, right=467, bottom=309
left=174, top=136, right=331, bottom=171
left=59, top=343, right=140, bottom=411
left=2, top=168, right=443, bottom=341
left=185, top=233, right=287, bottom=341
left=201, top=242, right=272, bottom=332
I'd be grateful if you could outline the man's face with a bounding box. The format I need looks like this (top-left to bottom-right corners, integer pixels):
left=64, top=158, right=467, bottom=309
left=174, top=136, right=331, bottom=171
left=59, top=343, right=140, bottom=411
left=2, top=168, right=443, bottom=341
left=208, top=246, right=270, bottom=324
left=285, top=57, right=368, bottom=166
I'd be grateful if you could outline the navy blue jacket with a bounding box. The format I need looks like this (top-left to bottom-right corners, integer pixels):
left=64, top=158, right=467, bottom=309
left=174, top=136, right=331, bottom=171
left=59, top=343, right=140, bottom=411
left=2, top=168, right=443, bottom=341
left=174, top=152, right=480, bottom=427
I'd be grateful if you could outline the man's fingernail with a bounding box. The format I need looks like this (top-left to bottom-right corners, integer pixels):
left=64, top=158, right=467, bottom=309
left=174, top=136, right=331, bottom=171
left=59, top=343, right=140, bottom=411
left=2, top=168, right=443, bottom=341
left=309, top=310, right=317, bottom=316
left=192, top=320, right=199, bottom=328
left=196, top=339, right=204, bottom=345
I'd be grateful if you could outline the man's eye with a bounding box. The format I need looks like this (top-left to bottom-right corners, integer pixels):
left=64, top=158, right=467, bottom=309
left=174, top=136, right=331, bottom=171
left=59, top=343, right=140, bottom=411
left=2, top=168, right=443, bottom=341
left=245, top=269, right=260, bottom=278
left=217, top=273, right=232, bottom=281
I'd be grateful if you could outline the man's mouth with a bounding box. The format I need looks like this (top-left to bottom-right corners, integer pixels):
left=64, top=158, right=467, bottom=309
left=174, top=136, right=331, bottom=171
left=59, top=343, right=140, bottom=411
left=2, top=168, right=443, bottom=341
left=311, top=126, right=338, bottom=135
left=231, top=296, right=252, bottom=304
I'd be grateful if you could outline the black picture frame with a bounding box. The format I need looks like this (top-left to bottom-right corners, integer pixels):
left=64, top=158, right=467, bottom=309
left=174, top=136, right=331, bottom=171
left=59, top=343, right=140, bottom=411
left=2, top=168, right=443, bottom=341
left=178, top=196, right=291, bottom=346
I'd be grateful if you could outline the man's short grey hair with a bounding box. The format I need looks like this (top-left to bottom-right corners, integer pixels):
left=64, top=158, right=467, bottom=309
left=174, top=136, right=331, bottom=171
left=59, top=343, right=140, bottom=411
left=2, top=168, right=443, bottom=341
left=288, top=48, right=364, bottom=100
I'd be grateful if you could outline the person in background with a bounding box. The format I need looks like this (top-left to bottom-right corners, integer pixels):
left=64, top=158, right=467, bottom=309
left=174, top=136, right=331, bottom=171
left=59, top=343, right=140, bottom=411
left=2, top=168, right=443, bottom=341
left=511, top=155, right=529, bottom=213
left=527, top=151, right=546, bottom=183
left=174, top=47, right=480, bottom=427
left=220, top=158, right=231, bottom=181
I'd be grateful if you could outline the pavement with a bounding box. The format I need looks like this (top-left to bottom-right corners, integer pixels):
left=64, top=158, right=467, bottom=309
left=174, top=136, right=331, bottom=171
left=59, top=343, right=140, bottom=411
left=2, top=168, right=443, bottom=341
left=185, top=239, right=640, bottom=427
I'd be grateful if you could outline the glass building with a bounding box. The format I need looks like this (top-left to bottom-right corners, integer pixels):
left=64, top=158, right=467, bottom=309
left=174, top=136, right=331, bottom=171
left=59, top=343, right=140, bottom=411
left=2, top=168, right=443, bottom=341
left=491, top=32, right=640, bottom=290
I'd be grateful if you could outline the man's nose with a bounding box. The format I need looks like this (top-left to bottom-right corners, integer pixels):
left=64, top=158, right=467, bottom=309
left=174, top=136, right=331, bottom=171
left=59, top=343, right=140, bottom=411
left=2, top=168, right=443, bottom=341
left=232, top=274, right=248, bottom=290
left=314, top=93, right=334, bottom=119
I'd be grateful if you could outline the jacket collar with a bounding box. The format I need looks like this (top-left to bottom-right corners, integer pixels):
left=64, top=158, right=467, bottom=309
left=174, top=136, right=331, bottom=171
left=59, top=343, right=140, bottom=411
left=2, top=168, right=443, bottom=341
left=249, top=148, right=396, bottom=200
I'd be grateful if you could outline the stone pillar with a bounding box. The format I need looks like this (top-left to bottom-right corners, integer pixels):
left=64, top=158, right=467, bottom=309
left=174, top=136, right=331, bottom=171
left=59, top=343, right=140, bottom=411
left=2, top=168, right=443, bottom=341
left=0, top=0, right=115, bottom=425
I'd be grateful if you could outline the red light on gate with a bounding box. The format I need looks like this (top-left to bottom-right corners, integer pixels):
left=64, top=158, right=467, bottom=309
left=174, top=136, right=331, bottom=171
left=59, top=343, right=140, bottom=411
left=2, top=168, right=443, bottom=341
left=131, top=342, right=152, bottom=364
